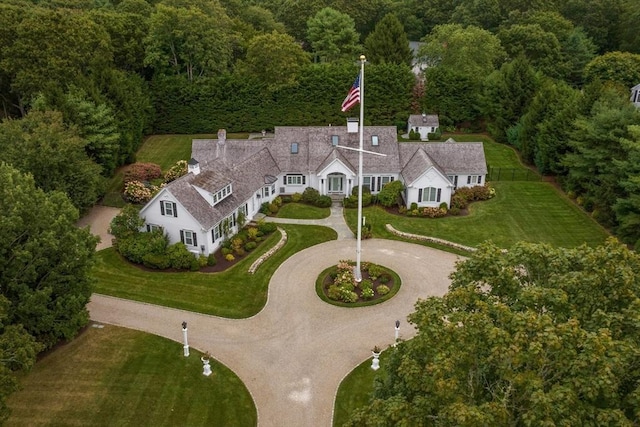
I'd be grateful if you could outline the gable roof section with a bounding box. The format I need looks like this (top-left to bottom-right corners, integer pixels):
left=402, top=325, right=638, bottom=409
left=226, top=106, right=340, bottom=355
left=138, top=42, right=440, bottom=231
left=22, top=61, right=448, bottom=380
left=399, top=139, right=487, bottom=175
left=401, top=148, right=446, bottom=186
left=315, top=148, right=356, bottom=175
left=408, top=114, right=439, bottom=128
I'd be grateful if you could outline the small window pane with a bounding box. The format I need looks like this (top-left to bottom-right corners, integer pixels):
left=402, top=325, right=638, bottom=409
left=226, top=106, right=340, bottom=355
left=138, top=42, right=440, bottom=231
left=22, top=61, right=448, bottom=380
left=291, top=143, right=298, bottom=154
left=332, top=135, right=339, bottom=146
left=372, top=135, right=379, bottom=146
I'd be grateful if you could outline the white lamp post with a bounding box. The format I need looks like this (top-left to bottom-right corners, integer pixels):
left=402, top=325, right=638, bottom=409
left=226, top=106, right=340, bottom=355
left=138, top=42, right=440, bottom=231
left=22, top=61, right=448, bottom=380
left=394, top=320, right=400, bottom=345
left=182, top=321, right=189, bottom=357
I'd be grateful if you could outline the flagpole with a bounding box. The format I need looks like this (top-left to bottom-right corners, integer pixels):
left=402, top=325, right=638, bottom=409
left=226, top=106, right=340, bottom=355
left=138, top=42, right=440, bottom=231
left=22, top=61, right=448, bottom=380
left=355, top=55, right=366, bottom=282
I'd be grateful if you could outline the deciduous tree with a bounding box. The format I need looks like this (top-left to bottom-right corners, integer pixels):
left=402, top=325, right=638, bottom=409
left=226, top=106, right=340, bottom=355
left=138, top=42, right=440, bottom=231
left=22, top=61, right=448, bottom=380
left=0, top=163, right=98, bottom=349
left=307, top=7, right=361, bottom=63
left=348, top=239, right=640, bottom=426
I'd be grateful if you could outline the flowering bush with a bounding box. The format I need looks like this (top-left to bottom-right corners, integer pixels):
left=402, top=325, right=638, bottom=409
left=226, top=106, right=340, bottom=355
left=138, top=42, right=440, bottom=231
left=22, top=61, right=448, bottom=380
left=362, top=288, right=374, bottom=299
left=164, top=160, right=188, bottom=183
left=123, top=181, right=159, bottom=204
left=337, top=259, right=351, bottom=271
left=225, top=254, right=235, bottom=262
left=124, top=162, right=162, bottom=184
left=376, top=285, right=390, bottom=295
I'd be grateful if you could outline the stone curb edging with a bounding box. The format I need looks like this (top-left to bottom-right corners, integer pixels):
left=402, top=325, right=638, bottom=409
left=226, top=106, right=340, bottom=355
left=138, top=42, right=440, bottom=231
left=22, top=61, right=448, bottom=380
left=385, top=224, right=477, bottom=253
left=248, top=227, right=288, bottom=274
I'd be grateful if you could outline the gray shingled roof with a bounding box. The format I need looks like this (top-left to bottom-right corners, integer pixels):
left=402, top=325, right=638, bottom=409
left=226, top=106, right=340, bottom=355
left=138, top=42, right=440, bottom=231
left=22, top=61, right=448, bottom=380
left=408, top=114, right=439, bottom=128
left=170, top=127, right=486, bottom=230
left=398, top=139, right=488, bottom=176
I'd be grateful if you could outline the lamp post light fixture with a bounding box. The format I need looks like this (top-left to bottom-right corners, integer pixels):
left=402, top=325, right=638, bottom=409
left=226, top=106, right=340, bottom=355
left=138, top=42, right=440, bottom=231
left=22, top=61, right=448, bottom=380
left=394, top=320, right=400, bottom=345
left=182, top=321, right=189, bottom=357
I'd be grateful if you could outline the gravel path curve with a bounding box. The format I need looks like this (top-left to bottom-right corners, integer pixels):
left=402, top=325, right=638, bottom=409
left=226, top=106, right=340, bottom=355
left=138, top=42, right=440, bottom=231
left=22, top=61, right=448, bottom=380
left=88, top=238, right=460, bottom=426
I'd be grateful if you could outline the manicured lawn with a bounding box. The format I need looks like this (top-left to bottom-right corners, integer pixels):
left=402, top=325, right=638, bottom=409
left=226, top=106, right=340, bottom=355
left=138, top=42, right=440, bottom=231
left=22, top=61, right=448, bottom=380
left=346, top=182, right=608, bottom=249
left=333, top=351, right=389, bottom=426
left=276, top=202, right=330, bottom=219
left=6, top=325, right=256, bottom=427
left=92, top=224, right=337, bottom=318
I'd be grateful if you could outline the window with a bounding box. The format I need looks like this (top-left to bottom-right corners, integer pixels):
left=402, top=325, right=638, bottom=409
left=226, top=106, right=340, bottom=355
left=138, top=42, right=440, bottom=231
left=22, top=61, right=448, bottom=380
left=286, top=175, right=305, bottom=185
left=271, top=184, right=276, bottom=195
left=212, top=184, right=233, bottom=206
left=467, top=175, right=481, bottom=185
left=161, top=200, right=177, bottom=217
left=362, top=176, right=372, bottom=190
left=371, top=135, right=379, bottom=146
left=180, top=230, right=197, bottom=246
left=381, top=176, right=394, bottom=188
left=291, top=142, right=298, bottom=154
left=212, top=223, right=221, bottom=242
left=419, top=187, right=440, bottom=202
left=332, top=135, right=339, bottom=146
left=146, top=224, right=161, bottom=232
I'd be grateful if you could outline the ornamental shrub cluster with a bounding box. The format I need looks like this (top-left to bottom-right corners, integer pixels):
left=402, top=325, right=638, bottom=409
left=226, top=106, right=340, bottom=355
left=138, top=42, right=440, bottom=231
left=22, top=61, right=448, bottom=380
left=326, top=260, right=391, bottom=303
left=123, top=162, right=162, bottom=184
left=164, top=160, right=188, bottom=183
left=343, top=186, right=374, bottom=208
left=451, top=184, right=495, bottom=210
left=406, top=207, right=448, bottom=218
left=123, top=181, right=160, bottom=204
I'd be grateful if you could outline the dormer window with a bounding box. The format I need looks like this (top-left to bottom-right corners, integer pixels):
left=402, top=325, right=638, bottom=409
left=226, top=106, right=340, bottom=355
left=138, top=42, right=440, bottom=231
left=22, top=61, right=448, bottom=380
left=291, top=142, right=298, bottom=154
left=212, top=183, right=233, bottom=206
left=332, top=135, right=339, bottom=146
left=371, top=135, right=379, bottom=146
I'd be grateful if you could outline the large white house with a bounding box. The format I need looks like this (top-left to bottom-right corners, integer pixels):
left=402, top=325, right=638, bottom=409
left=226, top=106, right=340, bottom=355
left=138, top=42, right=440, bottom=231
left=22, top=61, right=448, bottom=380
left=139, top=123, right=487, bottom=256
left=632, top=83, right=640, bottom=108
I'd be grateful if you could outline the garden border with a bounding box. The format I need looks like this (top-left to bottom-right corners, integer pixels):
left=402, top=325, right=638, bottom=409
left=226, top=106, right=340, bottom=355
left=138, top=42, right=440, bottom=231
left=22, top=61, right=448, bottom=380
left=248, top=227, right=287, bottom=274
left=385, top=224, right=477, bottom=253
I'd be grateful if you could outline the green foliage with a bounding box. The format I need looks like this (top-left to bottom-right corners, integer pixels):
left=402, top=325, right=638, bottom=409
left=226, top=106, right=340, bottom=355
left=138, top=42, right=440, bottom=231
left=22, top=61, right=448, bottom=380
left=301, top=187, right=320, bottom=204
left=497, top=23, right=564, bottom=78
left=377, top=180, right=404, bottom=207
left=0, top=163, right=98, bottom=350
left=423, top=67, right=483, bottom=126
left=364, top=13, right=412, bottom=66
left=167, top=243, right=196, bottom=270
left=584, top=51, right=640, bottom=89
left=350, top=239, right=640, bottom=425
left=315, top=195, right=332, bottom=208
left=163, top=159, right=187, bottom=182
left=291, top=192, right=302, bottom=202
left=257, top=221, right=277, bottom=234
left=109, top=204, right=144, bottom=240
left=306, top=7, right=361, bottom=63
left=375, top=284, right=389, bottom=295
left=244, top=241, right=257, bottom=251
left=0, top=110, right=105, bottom=212
left=142, top=253, right=171, bottom=269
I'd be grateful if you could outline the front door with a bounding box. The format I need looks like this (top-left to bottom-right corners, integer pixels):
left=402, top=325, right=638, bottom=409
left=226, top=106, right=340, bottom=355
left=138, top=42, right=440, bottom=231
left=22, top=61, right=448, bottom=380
left=328, top=175, right=344, bottom=194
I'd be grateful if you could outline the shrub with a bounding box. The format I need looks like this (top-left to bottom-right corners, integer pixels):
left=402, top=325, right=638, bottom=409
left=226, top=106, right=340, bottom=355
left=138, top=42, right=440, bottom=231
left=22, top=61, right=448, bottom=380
left=302, top=187, right=320, bottom=204
left=273, top=196, right=283, bottom=206
left=291, top=192, right=302, bottom=202
left=198, top=255, right=208, bottom=268
left=410, top=202, right=418, bottom=210
left=167, top=243, right=196, bottom=270
left=368, top=264, right=384, bottom=279
left=247, top=227, right=259, bottom=240
left=124, top=162, right=162, bottom=184
left=421, top=207, right=447, bottom=218
left=207, top=253, right=217, bottom=266
left=343, top=196, right=356, bottom=208
left=117, top=232, right=167, bottom=264
left=427, top=129, right=442, bottom=140
left=398, top=206, right=407, bottom=215
left=225, top=254, right=235, bottom=262
left=376, top=285, right=390, bottom=295
left=361, top=288, right=374, bottom=299
left=268, top=202, right=279, bottom=214
left=221, top=247, right=232, bottom=256
left=344, top=192, right=372, bottom=208
left=109, top=204, right=145, bottom=240
left=315, top=195, right=332, bottom=208
left=377, top=180, right=404, bottom=207
left=164, top=160, right=187, bottom=183
left=449, top=206, right=461, bottom=216
left=379, top=275, right=390, bottom=284
left=245, top=241, right=257, bottom=251
left=362, top=222, right=372, bottom=239
left=189, top=257, right=200, bottom=271
left=258, top=221, right=277, bottom=234
left=123, top=181, right=156, bottom=204
left=142, top=253, right=171, bottom=269
left=328, top=284, right=342, bottom=301
left=235, top=247, right=246, bottom=257
left=260, top=202, right=271, bottom=214
left=439, top=202, right=448, bottom=210
left=361, top=279, right=373, bottom=291
left=231, top=237, right=244, bottom=252
left=351, top=185, right=372, bottom=196
left=340, top=289, right=358, bottom=303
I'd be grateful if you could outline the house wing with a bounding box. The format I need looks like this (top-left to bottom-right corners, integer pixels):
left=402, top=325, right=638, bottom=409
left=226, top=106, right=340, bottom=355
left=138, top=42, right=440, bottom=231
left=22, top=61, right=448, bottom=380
left=401, top=148, right=448, bottom=186
left=412, top=139, right=487, bottom=175
left=230, top=147, right=281, bottom=196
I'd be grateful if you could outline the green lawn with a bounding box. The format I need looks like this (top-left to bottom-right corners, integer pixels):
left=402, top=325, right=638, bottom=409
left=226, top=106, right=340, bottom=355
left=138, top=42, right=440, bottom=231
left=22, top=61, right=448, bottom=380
left=333, top=351, right=389, bottom=426
left=92, top=224, right=337, bottom=318
left=276, top=202, right=330, bottom=219
left=6, top=325, right=256, bottom=427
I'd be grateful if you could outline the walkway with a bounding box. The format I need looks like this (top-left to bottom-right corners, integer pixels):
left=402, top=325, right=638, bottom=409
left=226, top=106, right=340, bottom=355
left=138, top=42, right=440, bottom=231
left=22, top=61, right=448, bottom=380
left=267, top=205, right=353, bottom=240
left=87, top=205, right=461, bottom=426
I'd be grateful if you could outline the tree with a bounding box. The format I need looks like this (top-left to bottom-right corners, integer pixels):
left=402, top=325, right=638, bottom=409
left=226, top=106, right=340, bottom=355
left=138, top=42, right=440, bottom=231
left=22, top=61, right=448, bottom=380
left=144, top=1, right=234, bottom=79
left=377, top=180, right=404, bottom=207
left=450, top=0, right=502, bottom=31
left=306, top=7, right=361, bottom=63
left=0, top=163, right=98, bottom=349
left=497, top=24, right=564, bottom=78
left=0, top=295, right=42, bottom=423
left=584, top=51, right=640, bottom=89
left=240, top=31, right=310, bottom=91
left=0, top=7, right=112, bottom=115
left=481, top=57, right=539, bottom=143
left=419, top=24, right=506, bottom=77
left=563, top=87, right=640, bottom=227
left=559, top=0, right=624, bottom=53
left=423, top=67, right=483, bottom=127
left=0, top=110, right=105, bottom=212
left=613, top=125, right=640, bottom=248
left=348, top=239, right=640, bottom=425
left=364, top=14, right=412, bottom=66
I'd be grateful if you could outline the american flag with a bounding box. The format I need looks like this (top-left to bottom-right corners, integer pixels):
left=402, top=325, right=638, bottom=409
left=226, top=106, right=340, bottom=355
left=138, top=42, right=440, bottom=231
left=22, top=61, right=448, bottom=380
left=341, top=74, right=360, bottom=112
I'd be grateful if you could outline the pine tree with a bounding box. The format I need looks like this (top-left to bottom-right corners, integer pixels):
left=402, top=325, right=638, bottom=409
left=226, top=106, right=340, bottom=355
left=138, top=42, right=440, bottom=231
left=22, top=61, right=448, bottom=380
left=364, top=14, right=412, bottom=66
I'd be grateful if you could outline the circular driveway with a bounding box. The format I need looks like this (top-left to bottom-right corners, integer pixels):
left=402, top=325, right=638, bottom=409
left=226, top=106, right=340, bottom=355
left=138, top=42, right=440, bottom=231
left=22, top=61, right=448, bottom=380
left=88, top=238, right=461, bottom=426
